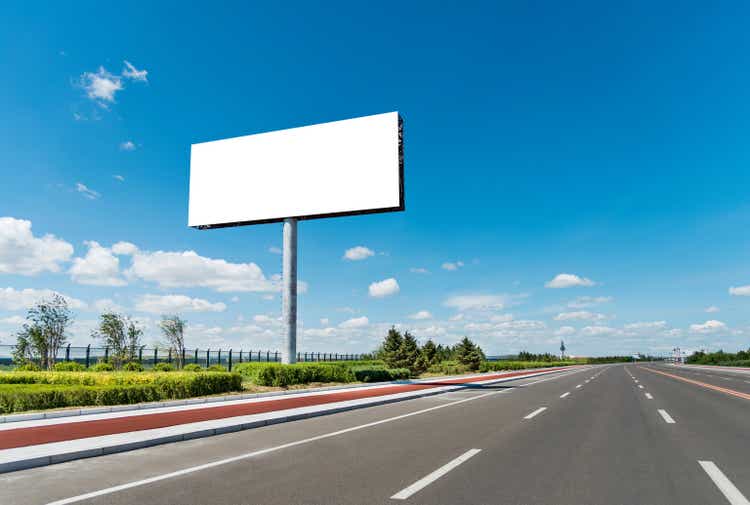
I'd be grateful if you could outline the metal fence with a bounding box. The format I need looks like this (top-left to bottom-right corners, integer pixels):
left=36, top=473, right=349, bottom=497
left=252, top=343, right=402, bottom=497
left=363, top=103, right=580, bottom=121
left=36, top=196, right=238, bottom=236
left=0, top=345, right=367, bottom=371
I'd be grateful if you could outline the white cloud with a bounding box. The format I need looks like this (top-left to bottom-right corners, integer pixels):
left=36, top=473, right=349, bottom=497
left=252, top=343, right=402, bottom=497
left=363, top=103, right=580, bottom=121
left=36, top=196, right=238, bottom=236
left=705, top=306, right=720, bottom=313
left=253, top=314, right=275, bottom=324
left=268, top=246, right=282, bottom=255
left=93, top=298, right=125, bottom=313
left=567, top=296, right=612, bottom=308
left=125, top=249, right=276, bottom=293
left=135, top=294, right=226, bottom=314
left=339, top=316, right=369, bottom=328
left=554, top=311, right=608, bottom=322
left=122, top=60, right=148, bottom=82
left=368, top=278, right=400, bottom=298
left=69, top=241, right=127, bottom=286
left=689, top=320, right=727, bottom=334
left=0, top=217, right=73, bottom=275
left=0, top=287, right=86, bottom=311
left=409, top=267, right=429, bottom=274
left=554, top=326, right=576, bottom=336
left=449, top=313, right=464, bottom=321
left=113, top=175, right=125, bottom=182
left=80, top=66, right=123, bottom=104
left=344, top=246, right=375, bottom=261
left=0, top=315, right=25, bottom=325
left=119, top=141, right=136, bottom=151
left=111, top=241, right=139, bottom=255
left=76, top=182, right=100, bottom=200
left=444, top=294, right=507, bottom=311
left=729, top=285, right=750, bottom=296
left=623, top=321, right=667, bottom=330
left=545, top=273, right=596, bottom=288
left=580, top=325, right=618, bottom=337
left=489, top=313, right=513, bottom=322
left=320, top=318, right=329, bottom=326
left=409, top=310, right=432, bottom=320
left=441, top=261, right=464, bottom=271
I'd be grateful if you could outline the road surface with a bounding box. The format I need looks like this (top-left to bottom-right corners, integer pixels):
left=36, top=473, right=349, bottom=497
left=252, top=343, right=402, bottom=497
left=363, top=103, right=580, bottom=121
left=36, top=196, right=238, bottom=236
left=1, top=363, right=748, bottom=505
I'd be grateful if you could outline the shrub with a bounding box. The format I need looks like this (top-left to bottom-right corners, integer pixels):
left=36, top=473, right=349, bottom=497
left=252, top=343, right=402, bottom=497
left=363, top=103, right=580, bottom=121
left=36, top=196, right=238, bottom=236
left=182, top=363, right=202, bottom=372
left=16, top=362, right=41, bottom=372
left=241, top=363, right=354, bottom=387
left=153, top=363, right=175, bottom=372
left=53, top=361, right=86, bottom=372
left=350, top=366, right=410, bottom=382
left=90, top=362, right=114, bottom=372
left=206, top=364, right=227, bottom=372
left=122, top=361, right=144, bottom=372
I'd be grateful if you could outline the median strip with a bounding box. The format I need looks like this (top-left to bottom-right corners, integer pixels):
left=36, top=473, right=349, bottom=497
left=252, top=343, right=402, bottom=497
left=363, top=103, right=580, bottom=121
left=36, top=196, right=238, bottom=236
left=391, top=449, right=481, bottom=500
left=699, top=461, right=750, bottom=505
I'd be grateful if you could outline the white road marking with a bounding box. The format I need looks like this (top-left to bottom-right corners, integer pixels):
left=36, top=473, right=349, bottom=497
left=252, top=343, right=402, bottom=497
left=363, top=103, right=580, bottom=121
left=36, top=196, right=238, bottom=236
left=391, top=449, right=482, bottom=500
left=576, top=384, right=583, bottom=388
left=524, top=407, right=547, bottom=419
left=590, top=376, right=595, bottom=379
left=638, top=385, right=644, bottom=389
left=44, top=368, right=590, bottom=505
left=698, top=461, right=750, bottom=505
left=658, top=409, right=676, bottom=424
left=645, top=393, right=653, bottom=399
left=560, top=392, right=570, bottom=398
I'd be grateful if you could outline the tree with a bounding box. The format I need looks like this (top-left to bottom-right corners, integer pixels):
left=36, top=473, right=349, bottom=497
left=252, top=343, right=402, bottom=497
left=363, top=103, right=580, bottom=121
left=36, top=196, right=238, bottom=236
left=126, top=318, right=143, bottom=361
left=415, top=339, right=438, bottom=373
left=160, top=315, right=186, bottom=368
left=93, top=313, right=127, bottom=368
left=380, top=326, right=404, bottom=368
left=455, top=336, right=484, bottom=371
left=13, top=295, right=72, bottom=369
left=399, top=331, right=420, bottom=372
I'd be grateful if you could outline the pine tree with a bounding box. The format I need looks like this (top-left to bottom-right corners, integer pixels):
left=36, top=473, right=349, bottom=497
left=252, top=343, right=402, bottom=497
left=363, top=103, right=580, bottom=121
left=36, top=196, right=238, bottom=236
left=381, top=327, right=404, bottom=368
left=399, top=331, right=420, bottom=372
left=455, top=336, right=484, bottom=371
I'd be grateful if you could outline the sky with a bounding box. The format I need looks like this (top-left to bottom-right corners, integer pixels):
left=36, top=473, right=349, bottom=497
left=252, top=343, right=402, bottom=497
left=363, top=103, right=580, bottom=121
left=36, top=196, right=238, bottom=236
left=1, top=1, right=750, bottom=357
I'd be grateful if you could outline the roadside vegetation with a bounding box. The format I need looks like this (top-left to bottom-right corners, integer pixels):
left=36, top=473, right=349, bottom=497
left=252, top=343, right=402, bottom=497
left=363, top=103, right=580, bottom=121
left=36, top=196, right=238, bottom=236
left=686, top=348, right=750, bottom=367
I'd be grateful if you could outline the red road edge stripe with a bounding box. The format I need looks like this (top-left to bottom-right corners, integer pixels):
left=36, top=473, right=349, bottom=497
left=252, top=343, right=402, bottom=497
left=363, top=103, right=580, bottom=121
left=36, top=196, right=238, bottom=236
left=644, top=368, right=750, bottom=401
left=0, top=367, right=570, bottom=450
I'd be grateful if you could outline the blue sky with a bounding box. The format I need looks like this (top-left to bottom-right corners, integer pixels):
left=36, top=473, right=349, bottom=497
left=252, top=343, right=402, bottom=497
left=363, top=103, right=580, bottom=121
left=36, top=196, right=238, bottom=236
left=1, top=1, right=750, bottom=356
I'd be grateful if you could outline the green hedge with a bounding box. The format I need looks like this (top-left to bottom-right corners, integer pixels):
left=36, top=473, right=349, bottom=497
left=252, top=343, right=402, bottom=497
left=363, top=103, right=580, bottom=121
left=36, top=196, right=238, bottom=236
left=0, top=371, right=242, bottom=389
left=232, top=362, right=408, bottom=386
left=349, top=366, right=410, bottom=382
left=0, top=372, right=243, bottom=414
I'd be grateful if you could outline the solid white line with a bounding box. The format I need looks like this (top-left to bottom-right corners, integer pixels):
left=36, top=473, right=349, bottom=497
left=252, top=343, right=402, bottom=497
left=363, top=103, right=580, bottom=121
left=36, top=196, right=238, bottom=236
left=576, top=384, right=583, bottom=388
left=638, top=385, right=644, bottom=389
left=698, top=461, right=750, bottom=505
left=645, top=393, right=653, bottom=399
left=391, top=449, right=481, bottom=500
left=658, top=409, right=676, bottom=424
left=45, top=368, right=589, bottom=505
left=524, top=407, right=547, bottom=419
left=560, top=392, right=570, bottom=398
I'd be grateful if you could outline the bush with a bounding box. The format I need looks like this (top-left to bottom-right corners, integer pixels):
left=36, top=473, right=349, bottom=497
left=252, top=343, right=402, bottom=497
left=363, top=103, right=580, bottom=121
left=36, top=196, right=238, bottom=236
left=90, top=362, right=114, bottom=372
left=350, top=366, right=410, bottom=382
left=0, top=372, right=243, bottom=414
left=122, top=361, right=144, bottom=372
left=182, top=363, right=202, bottom=372
left=153, top=363, right=175, bottom=372
left=235, top=363, right=354, bottom=387
left=16, top=362, right=41, bottom=372
left=53, top=361, right=86, bottom=372
left=206, top=364, right=226, bottom=372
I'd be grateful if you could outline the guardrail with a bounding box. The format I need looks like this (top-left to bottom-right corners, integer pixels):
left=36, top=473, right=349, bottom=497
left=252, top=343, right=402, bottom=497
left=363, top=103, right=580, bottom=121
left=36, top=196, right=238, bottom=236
left=0, top=345, right=367, bottom=371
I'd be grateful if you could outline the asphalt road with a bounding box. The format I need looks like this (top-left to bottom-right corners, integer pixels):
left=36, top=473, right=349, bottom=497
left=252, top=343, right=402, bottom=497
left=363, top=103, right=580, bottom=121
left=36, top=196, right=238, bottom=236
left=1, top=363, right=748, bottom=505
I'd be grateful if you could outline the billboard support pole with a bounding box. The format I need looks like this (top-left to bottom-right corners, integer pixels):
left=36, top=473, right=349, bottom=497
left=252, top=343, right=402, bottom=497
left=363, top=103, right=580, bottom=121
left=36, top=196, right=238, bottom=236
left=282, top=218, right=298, bottom=364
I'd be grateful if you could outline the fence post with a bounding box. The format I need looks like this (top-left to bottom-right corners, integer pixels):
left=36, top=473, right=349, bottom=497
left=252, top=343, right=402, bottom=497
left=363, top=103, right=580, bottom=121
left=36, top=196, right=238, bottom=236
left=85, top=344, right=91, bottom=368
left=274, top=351, right=279, bottom=362
left=65, top=344, right=70, bottom=362
left=267, top=350, right=271, bottom=362
left=218, top=349, right=222, bottom=367
left=206, top=349, right=210, bottom=368
left=239, top=350, right=243, bottom=363
left=297, top=352, right=300, bottom=362
left=194, top=348, right=198, bottom=364
left=168, top=349, right=172, bottom=365
left=181, top=348, right=186, bottom=369
left=154, top=348, right=158, bottom=366
left=228, top=349, right=233, bottom=371
left=139, top=346, right=144, bottom=363
left=104, top=346, right=109, bottom=363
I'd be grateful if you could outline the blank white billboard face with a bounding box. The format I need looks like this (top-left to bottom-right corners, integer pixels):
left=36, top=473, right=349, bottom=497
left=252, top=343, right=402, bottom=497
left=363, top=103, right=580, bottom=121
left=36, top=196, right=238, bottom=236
left=189, top=112, right=404, bottom=228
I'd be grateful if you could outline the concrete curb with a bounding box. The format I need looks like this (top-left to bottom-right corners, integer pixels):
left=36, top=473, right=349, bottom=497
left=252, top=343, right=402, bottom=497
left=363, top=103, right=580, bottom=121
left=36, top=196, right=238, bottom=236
left=0, top=366, right=585, bottom=473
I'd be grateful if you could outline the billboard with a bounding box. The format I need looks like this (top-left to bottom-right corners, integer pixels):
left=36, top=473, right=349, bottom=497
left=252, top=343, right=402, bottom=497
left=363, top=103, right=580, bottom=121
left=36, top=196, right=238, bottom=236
left=188, top=111, right=404, bottom=229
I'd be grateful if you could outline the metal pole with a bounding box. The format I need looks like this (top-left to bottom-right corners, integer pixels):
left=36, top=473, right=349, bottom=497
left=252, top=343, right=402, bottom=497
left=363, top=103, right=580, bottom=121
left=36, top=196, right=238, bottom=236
left=282, top=218, right=298, bottom=364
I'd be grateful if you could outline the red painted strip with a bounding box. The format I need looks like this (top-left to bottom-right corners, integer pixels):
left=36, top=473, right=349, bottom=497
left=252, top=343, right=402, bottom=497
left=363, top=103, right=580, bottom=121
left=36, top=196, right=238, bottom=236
left=0, top=367, right=570, bottom=450
left=644, top=368, right=750, bottom=400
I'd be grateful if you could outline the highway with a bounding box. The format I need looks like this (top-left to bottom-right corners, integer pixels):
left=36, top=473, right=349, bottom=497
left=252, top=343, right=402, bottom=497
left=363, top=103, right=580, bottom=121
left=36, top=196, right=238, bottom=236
left=1, top=363, right=749, bottom=505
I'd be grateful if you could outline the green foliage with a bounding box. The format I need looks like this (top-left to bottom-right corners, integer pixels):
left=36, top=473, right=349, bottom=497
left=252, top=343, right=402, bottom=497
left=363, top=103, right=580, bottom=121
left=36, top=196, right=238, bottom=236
left=349, top=366, right=410, bottom=382
left=0, top=372, right=243, bottom=413
left=53, top=361, right=85, bottom=372
left=153, top=363, right=175, bottom=372
left=16, top=362, right=41, bottom=372
left=206, top=364, right=226, bottom=372
left=379, top=326, right=404, bottom=368
left=13, top=294, right=72, bottom=370
left=121, top=361, right=144, bottom=372
left=182, top=363, right=202, bottom=372
left=90, top=362, right=114, bottom=372
left=251, top=363, right=355, bottom=387
left=686, top=349, right=750, bottom=366
left=454, top=337, right=485, bottom=371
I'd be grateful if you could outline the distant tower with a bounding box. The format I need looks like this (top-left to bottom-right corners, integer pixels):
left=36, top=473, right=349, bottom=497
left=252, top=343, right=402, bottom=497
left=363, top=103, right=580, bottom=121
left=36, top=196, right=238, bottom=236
left=560, top=340, right=566, bottom=360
